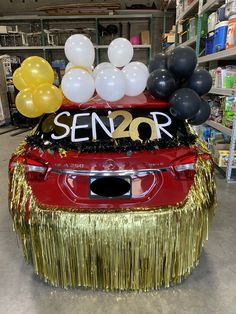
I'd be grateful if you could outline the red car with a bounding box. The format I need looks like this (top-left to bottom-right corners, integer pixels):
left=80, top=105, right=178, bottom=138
left=9, top=93, right=216, bottom=291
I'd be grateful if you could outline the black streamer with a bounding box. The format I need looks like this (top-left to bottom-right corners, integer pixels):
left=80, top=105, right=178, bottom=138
left=26, top=134, right=197, bottom=154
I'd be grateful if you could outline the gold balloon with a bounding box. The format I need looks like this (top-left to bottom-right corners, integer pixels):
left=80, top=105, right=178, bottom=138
left=12, top=67, right=30, bottom=90
left=16, top=88, right=43, bottom=118
left=32, top=83, right=63, bottom=113
left=21, top=56, right=54, bottom=86
left=70, top=65, right=92, bottom=74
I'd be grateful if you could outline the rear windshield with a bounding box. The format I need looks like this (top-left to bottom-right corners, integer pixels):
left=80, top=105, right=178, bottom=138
left=27, top=108, right=196, bottom=152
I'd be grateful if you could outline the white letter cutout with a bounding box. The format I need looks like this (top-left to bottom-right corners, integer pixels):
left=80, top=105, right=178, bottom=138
left=150, top=112, right=173, bottom=139
left=51, top=111, right=71, bottom=140
left=71, top=112, right=90, bottom=142
left=92, top=111, right=114, bottom=140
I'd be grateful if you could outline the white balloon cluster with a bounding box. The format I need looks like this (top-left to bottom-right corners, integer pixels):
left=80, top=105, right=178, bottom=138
left=61, top=35, right=149, bottom=103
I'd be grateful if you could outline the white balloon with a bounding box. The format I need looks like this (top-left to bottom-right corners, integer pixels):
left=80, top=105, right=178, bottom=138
left=93, top=62, right=115, bottom=78
left=122, top=64, right=148, bottom=96
left=64, top=34, right=95, bottom=67
left=65, top=62, right=74, bottom=72
left=108, top=38, right=134, bottom=67
left=129, top=61, right=149, bottom=78
left=95, top=68, right=125, bottom=102
left=61, top=69, right=95, bottom=103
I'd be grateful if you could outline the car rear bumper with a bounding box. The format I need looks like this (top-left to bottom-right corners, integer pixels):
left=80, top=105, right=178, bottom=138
left=9, top=156, right=216, bottom=290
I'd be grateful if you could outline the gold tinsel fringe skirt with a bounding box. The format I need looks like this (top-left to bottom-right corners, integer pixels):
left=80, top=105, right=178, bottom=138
left=9, top=157, right=216, bottom=291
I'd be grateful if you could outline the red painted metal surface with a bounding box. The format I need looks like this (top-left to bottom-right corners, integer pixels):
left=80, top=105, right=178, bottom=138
left=19, top=145, right=196, bottom=211
left=9, top=94, right=201, bottom=213
left=61, top=92, right=169, bottom=110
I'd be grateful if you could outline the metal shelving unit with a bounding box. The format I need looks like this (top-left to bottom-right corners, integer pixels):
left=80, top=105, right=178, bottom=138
left=198, top=47, right=236, bottom=63
left=169, top=0, right=236, bottom=181
left=164, top=36, right=196, bottom=53
left=209, top=88, right=236, bottom=97
left=178, top=36, right=197, bottom=47
left=197, top=1, right=236, bottom=182
left=205, top=120, right=232, bottom=136
left=174, top=0, right=199, bottom=51
left=0, top=14, right=153, bottom=64
left=176, top=0, right=199, bottom=23
left=0, top=44, right=151, bottom=51
left=201, top=0, right=225, bottom=15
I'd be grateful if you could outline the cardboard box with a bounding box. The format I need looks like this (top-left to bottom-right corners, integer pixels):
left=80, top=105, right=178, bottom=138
left=140, top=31, right=150, bottom=45
left=163, top=34, right=175, bottom=43
left=213, top=143, right=236, bottom=167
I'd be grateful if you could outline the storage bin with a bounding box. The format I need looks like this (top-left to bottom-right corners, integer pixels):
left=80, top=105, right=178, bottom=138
left=213, top=21, right=228, bottom=52
left=201, top=13, right=209, bottom=36
left=208, top=12, right=218, bottom=32
left=188, top=17, right=196, bottom=37
left=217, top=149, right=236, bottom=167
left=225, top=1, right=236, bottom=18
left=212, top=144, right=236, bottom=167
left=217, top=5, right=227, bottom=21
left=226, top=14, right=236, bottom=49
left=205, top=31, right=214, bottom=55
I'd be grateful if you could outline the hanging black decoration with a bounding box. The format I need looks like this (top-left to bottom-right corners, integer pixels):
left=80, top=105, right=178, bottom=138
left=26, top=133, right=197, bottom=154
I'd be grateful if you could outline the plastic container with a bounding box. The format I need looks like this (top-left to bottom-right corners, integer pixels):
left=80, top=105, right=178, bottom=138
left=189, top=17, right=196, bottom=37
left=213, top=21, right=228, bottom=52
left=225, top=1, right=236, bottom=19
left=205, top=31, right=214, bottom=55
left=208, top=12, right=218, bottom=33
left=201, top=13, right=209, bottom=36
left=226, top=14, right=236, bottom=49
left=217, top=5, right=226, bottom=21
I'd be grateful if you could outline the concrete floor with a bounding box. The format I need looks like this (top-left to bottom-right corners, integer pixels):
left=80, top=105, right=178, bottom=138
left=0, top=128, right=236, bottom=314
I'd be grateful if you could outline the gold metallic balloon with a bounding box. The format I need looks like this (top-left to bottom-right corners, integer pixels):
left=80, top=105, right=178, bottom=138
left=32, top=83, right=63, bottom=113
left=15, top=88, right=43, bottom=118
left=21, top=56, right=54, bottom=86
left=12, top=67, right=29, bottom=91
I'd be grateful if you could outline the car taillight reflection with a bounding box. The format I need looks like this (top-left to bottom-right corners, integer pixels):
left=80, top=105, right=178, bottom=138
left=172, top=153, right=211, bottom=179
left=9, top=155, right=48, bottom=181
left=172, top=154, right=197, bottom=179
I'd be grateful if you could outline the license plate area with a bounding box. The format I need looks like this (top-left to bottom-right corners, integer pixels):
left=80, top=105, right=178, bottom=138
left=90, top=176, right=131, bottom=198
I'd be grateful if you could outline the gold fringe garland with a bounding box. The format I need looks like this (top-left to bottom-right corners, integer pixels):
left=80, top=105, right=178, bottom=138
left=9, top=156, right=216, bottom=291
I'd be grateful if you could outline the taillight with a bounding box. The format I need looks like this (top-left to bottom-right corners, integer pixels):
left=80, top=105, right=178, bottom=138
left=172, top=154, right=197, bottom=179
left=9, top=155, right=48, bottom=180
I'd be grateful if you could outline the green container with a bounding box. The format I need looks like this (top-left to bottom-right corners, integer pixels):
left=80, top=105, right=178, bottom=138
left=201, top=13, right=209, bottom=37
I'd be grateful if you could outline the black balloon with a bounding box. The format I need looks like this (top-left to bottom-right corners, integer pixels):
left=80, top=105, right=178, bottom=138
left=169, top=88, right=201, bottom=120
left=188, top=99, right=211, bottom=125
left=148, top=53, right=167, bottom=73
left=186, top=69, right=213, bottom=96
left=147, top=68, right=178, bottom=99
left=167, top=46, right=197, bottom=79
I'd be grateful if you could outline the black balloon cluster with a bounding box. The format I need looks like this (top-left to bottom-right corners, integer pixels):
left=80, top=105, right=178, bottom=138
left=147, top=47, right=212, bottom=125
